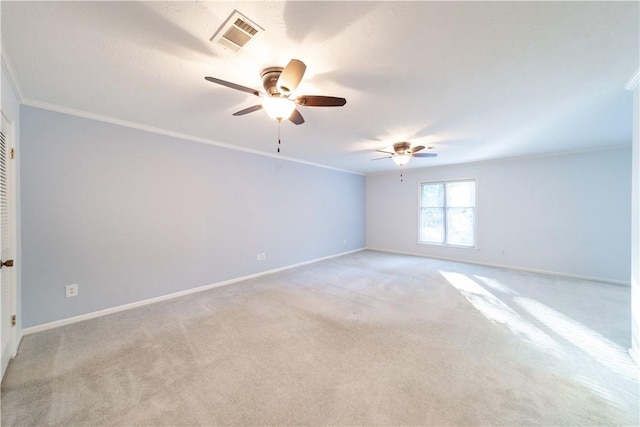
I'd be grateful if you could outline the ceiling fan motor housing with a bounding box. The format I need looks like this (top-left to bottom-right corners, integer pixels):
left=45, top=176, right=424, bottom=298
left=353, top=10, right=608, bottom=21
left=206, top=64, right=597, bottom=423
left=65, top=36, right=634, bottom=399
left=261, top=67, right=284, bottom=96
left=394, top=141, right=412, bottom=154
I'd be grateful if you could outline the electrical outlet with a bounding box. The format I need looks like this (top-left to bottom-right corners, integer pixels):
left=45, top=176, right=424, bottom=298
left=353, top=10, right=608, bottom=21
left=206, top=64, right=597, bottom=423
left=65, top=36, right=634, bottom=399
left=66, top=284, right=78, bottom=298
left=257, top=253, right=266, bottom=261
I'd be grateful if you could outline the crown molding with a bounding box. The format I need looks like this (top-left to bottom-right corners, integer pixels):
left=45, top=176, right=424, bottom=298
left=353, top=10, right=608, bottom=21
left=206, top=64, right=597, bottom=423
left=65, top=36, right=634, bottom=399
left=1, top=43, right=25, bottom=102
left=367, top=144, right=632, bottom=178
left=625, top=68, right=639, bottom=91
left=22, top=99, right=363, bottom=176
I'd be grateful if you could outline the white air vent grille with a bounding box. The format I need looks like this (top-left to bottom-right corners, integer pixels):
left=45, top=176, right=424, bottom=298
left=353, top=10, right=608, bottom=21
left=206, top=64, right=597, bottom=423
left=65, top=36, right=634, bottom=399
left=211, top=10, right=264, bottom=52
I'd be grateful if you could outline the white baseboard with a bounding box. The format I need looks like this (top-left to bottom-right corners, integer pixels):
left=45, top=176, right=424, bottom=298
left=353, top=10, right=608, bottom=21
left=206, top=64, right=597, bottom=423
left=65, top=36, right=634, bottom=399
left=366, top=247, right=631, bottom=286
left=630, top=347, right=639, bottom=367
left=22, top=248, right=364, bottom=336
left=15, top=331, right=23, bottom=355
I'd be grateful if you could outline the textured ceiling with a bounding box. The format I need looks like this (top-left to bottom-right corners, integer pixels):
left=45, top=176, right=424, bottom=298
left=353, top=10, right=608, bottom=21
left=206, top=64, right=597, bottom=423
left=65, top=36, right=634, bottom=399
left=2, top=1, right=638, bottom=174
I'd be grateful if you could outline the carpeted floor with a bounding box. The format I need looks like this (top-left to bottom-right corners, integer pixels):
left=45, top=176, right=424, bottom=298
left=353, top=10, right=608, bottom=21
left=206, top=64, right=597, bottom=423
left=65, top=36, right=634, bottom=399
left=1, top=250, right=638, bottom=426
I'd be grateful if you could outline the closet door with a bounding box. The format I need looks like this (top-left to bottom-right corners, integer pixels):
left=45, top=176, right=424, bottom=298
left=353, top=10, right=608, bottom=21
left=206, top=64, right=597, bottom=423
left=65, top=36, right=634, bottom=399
left=0, top=114, right=16, bottom=379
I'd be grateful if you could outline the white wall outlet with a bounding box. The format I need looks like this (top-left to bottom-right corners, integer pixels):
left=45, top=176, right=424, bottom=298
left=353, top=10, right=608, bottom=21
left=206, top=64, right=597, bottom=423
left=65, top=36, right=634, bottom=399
left=66, top=284, right=78, bottom=298
left=257, top=252, right=266, bottom=261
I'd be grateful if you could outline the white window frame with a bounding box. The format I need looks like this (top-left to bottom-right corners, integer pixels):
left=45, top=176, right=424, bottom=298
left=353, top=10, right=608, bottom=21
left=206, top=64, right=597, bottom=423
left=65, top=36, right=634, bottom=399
left=418, top=179, right=477, bottom=248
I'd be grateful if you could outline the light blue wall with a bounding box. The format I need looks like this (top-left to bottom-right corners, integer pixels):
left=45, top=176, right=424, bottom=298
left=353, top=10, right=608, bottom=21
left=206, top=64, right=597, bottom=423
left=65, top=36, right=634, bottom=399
left=19, top=104, right=633, bottom=327
left=367, top=147, right=632, bottom=283
left=20, top=106, right=365, bottom=327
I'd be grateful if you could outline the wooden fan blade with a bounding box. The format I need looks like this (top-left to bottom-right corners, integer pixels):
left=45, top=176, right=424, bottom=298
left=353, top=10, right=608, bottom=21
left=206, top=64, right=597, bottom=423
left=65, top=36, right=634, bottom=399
left=411, top=145, right=426, bottom=153
left=372, top=156, right=392, bottom=161
left=375, top=149, right=395, bottom=155
left=289, top=108, right=305, bottom=125
left=205, top=77, right=260, bottom=96
left=277, top=59, right=306, bottom=95
left=295, top=96, right=347, bottom=107
left=413, top=153, right=438, bottom=158
left=233, top=105, right=262, bottom=116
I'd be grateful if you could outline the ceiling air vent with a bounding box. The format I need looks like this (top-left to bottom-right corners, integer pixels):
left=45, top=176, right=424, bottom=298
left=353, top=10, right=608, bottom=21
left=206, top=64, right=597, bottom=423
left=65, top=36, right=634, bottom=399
left=210, top=10, right=264, bottom=52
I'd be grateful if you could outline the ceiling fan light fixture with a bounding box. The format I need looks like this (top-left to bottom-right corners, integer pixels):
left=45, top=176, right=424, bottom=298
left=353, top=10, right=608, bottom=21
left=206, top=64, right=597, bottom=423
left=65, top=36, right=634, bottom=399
left=262, top=96, right=296, bottom=121
left=393, top=154, right=411, bottom=166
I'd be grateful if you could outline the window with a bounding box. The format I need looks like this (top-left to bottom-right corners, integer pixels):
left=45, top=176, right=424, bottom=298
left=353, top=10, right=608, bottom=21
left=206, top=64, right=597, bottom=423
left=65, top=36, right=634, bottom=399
left=419, top=180, right=476, bottom=247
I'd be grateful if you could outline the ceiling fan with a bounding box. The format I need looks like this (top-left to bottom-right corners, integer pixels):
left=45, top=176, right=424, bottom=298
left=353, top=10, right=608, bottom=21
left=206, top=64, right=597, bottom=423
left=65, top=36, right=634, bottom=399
left=374, top=142, right=437, bottom=166
left=204, top=59, right=346, bottom=125
left=374, top=142, right=438, bottom=181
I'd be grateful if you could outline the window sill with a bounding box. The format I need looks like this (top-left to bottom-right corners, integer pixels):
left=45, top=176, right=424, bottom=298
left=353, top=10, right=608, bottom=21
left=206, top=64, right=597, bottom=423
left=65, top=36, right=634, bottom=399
left=417, top=242, right=478, bottom=251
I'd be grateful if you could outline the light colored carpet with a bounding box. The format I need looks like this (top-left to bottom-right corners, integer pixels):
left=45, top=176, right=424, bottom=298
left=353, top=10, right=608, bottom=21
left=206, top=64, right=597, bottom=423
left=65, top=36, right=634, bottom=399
left=1, top=250, right=638, bottom=426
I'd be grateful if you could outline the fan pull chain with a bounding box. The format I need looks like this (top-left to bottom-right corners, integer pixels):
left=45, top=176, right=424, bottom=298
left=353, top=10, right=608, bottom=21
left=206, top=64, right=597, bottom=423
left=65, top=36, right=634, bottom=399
left=277, top=120, right=281, bottom=153
left=400, top=165, right=404, bottom=182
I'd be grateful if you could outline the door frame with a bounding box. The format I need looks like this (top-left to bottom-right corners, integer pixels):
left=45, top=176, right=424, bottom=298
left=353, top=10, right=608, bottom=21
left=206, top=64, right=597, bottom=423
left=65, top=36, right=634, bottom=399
left=1, top=110, right=18, bottom=378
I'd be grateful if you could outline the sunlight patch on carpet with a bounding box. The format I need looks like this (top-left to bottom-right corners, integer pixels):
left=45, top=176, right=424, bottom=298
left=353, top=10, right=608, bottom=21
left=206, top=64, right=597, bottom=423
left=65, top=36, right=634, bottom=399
left=439, top=271, right=563, bottom=357
left=514, top=297, right=638, bottom=381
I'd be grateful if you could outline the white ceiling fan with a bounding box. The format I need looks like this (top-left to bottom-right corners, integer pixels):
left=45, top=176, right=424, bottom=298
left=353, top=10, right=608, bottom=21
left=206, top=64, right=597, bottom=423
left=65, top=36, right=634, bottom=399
left=373, top=142, right=437, bottom=166
left=373, top=142, right=438, bottom=181
left=205, top=59, right=346, bottom=124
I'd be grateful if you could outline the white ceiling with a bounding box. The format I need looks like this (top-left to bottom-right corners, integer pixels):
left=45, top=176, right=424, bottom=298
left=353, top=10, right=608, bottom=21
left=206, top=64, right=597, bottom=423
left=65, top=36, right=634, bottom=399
left=2, top=1, right=638, bottom=174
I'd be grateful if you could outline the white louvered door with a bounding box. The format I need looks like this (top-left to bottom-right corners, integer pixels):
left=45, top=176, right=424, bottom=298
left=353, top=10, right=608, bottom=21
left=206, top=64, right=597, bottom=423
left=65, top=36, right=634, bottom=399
left=0, top=113, right=16, bottom=379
